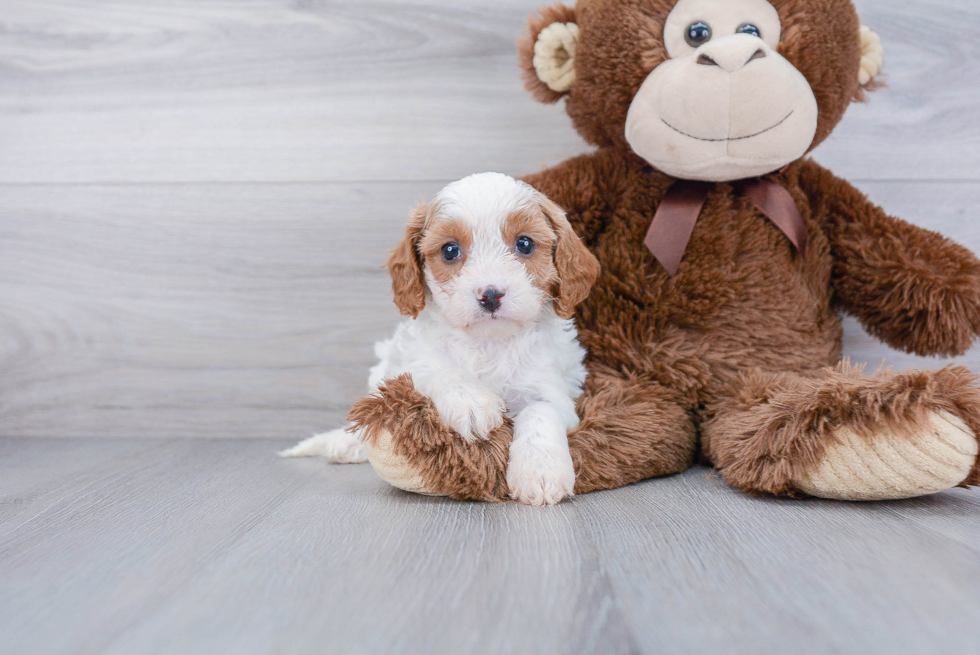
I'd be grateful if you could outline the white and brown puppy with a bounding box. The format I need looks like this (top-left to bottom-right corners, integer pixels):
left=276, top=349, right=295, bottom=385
left=282, top=172, right=600, bottom=505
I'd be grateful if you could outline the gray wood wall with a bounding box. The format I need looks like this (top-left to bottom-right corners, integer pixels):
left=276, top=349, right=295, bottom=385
left=2, top=0, right=979, bottom=438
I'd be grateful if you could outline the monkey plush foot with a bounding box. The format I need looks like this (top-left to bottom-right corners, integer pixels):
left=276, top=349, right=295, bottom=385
left=704, top=363, right=980, bottom=499
left=363, top=427, right=443, bottom=497
left=349, top=375, right=512, bottom=502
left=795, top=410, right=978, bottom=501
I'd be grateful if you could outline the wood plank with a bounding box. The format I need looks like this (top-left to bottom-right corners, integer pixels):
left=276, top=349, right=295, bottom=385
left=578, top=474, right=980, bottom=655
left=0, top=0, right=978, bottom=184
left=876, top=488, right=980, bottom=555
left=102, top=459, right=638, bottom=655
left=0, top=438, right=161, bottom=535
left=2, top=180, right=978, bottom=439
left=0, top=182, right=431, bottom=437
left=0, top=439, right=320, bottom=655
left=0, top=439, right=977, bottom=654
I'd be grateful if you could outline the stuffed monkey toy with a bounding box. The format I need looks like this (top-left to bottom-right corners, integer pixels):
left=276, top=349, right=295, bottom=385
left=351, top=0, right=980, bottom=504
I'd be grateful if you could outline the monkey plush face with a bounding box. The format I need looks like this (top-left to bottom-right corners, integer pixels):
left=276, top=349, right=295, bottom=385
left=625, top=0, right=818, bottom=181
left=519, top=0, right=884, bottom=182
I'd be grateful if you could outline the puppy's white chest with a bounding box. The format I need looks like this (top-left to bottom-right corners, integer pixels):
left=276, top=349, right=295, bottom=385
left=446, top=332, right=549, bottom=407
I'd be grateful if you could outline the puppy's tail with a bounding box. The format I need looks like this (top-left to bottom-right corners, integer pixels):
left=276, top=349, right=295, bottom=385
left=278, top=425, right=366, bottom=463
left=278, top=433, right=333, bottom=458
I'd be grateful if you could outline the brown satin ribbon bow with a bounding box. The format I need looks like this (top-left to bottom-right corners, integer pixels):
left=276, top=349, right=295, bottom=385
left=643, top=178, right=808, bottom=277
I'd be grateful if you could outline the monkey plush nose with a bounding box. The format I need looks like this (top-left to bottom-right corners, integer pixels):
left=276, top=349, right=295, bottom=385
left=478, top=287, right=505, bottom=313
left=698, top=35, right=768, bottom=73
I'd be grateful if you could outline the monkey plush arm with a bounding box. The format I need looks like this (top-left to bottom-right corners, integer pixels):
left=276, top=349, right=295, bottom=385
left=800, top=160, right=980, bottom=357
left=521, top=148, right=624, bottom=246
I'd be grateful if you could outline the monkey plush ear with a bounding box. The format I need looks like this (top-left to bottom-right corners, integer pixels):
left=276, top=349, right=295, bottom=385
left=518, top=4, right=578, bottom=104
left=857, top=25, right=884, bottom=91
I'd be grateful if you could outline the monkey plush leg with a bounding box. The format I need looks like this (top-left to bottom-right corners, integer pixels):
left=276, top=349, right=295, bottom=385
left=570, top=372, right=697, bottom=494
left=350, top=373, right=697, bottom=501
left=702, top=363, right=980, bottom=500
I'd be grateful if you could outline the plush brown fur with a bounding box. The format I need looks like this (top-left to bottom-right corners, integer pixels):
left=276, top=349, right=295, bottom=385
left=569, top=370, right=698, bottom=493
left=358, top=0, right=980, bottom=499
left=349, top=375, right=512, bottom=502
left=522, top=148, right=980, bottom=493
left=799, top=163, right=980, bottom=357
left=701, top=361, right=980, bottom=496
left=518, top=0, right=860, bottom=152
left=518, top=3, right=580, bottom=104
left=350, top=372, right=699, bottom=501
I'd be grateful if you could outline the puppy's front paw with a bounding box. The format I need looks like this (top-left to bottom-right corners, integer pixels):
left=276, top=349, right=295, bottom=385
left=506, top=440, right=576, bottom=506
left=432, top=385, right=505, bottom=442
left=279, top=428, right=367, bottom=463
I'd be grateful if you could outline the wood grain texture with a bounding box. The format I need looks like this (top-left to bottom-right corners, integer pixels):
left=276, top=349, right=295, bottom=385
left=1, top=439, right=978, bottom=655
left=0, top=0, right=978, bottom=184
left=1, top=0, right=979, bottom=440
left=0, top=182, right=426, bottom=437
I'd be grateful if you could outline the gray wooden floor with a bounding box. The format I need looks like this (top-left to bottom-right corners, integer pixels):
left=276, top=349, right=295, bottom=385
left=1, top=439, right=979, bottom=655
left=2, top=1, right=980, bottom=653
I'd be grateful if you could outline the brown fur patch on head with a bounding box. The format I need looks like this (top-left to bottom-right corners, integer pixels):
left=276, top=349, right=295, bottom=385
left=387, top=203, right=429, bottom=318
left=417, top=217, right=472, bottom=285
left=502, top=205, right=560, bottom=296
left=533, top=0, right=864, bottom=152
left=538, top=196, right=601, bottom=319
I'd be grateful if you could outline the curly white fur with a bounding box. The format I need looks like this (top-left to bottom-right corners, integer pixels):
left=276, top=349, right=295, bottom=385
left=282, top=173, right=588, bottom=506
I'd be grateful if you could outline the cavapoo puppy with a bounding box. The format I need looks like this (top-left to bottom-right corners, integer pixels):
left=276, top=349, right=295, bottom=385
left=282, top=172, right=600, bottom=505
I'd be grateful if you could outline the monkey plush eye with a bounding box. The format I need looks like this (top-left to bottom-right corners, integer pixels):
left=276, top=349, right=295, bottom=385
left=515, top=236, right=536, bottom=255
left=441, top=242, right=461, bottom=262
left=685, top=22, right=712, bottom=48
left=737, top=23, right=762, bottom=38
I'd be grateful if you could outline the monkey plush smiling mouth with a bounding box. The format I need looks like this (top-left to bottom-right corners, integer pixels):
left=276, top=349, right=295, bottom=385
left=625, top=0, right=819, bottom=182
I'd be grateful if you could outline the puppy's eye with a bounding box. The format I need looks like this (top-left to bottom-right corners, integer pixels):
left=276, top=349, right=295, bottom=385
left=515, top=236, right=536, bottom=256
left=441, top=242, right=461, bottom=262
left=737, top=23, right=761, bottom=38
left=685, top=21, right=712, bottom=47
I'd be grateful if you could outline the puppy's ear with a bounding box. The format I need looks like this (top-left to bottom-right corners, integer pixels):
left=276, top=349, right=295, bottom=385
left=387, top=203, right=428, bottom=318
left=540, top=197, right=599, bottom=319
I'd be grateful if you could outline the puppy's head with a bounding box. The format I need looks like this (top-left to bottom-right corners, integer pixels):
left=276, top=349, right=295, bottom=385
left=387, top=172, right=599, bottom=340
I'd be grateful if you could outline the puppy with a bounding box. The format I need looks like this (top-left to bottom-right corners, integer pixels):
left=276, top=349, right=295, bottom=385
left=282, top=172, right=600, bottom=505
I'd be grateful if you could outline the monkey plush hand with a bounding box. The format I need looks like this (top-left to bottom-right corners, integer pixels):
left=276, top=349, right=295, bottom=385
left=356, top=0, right=980, bottom=502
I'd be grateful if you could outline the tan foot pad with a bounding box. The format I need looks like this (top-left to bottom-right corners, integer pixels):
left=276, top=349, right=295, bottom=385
left=796, top=411, right=979, bottom=501
left=364, top=429, right=444, bottom=497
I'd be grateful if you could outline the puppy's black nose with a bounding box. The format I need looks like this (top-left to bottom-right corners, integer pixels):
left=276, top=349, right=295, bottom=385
left=478, top=287, right=504, bottom=313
